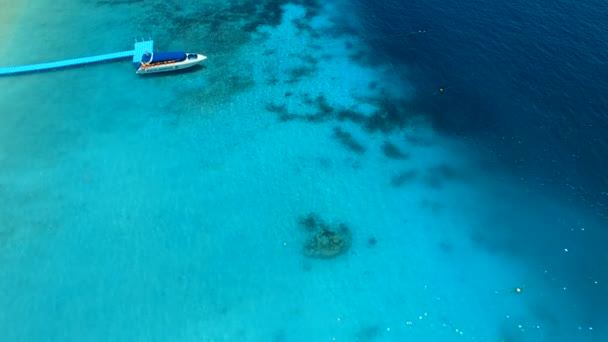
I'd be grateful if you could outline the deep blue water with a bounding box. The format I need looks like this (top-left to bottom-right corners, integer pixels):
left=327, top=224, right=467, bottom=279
left=356, top=0, right=608, bottom=215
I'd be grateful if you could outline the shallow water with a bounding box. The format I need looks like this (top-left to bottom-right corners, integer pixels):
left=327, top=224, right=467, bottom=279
left=0, top=1, right=606, bottom=341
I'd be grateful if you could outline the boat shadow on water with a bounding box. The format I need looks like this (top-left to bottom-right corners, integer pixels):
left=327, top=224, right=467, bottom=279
left=135, top=64, right=206, bottom=78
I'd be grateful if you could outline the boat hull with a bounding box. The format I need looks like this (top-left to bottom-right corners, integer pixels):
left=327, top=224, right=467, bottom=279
left=136, top=53, right=206, bottom=75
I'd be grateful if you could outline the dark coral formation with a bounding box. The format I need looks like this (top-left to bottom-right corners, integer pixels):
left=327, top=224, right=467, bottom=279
left=270, top=95, right=415, bottom=136
left=315, top=95, right=334, bottom=115
left=286, top=65, right=317, bottom=83
left=271, top=95, right=339, bottom=123
left=237, top=0, right=321, bottom=33
left=298, top=212, right=325, bottom=232
left=336, top=109, right=367, bottom=124
left=382, top=141, right=409, bottom=160
left=362, top=99, right=414, bottom=133
left=298, top=213, right=352, bottom=259
left=333, top=127, right=366, bottom=154
left=266, top=102, right=288, bottom=114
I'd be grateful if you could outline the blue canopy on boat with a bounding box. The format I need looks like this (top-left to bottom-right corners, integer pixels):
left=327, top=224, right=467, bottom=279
left=141, top=51, right=186, bottom=63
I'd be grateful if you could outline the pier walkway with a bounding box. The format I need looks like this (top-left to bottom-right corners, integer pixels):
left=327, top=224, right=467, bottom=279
left=0, top=40, right=154, bottom=76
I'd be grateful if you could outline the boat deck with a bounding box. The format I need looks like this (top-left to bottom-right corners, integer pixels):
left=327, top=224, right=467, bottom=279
left=0, top=40, right=154, bottom=76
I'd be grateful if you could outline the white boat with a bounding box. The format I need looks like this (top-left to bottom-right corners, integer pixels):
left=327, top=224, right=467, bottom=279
left=136, top=51, right=206, bottom=74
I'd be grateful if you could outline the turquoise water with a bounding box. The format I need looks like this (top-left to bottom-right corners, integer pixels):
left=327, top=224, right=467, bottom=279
left=0, top=1, right=606, bottom=341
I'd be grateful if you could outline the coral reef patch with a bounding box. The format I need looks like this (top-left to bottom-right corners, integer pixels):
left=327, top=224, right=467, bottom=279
left=332, top=127, right=366, bottom=154
left=382, top=141, right=409, bottom=160
left=298, top=213, right=352, bottom=259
